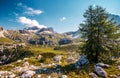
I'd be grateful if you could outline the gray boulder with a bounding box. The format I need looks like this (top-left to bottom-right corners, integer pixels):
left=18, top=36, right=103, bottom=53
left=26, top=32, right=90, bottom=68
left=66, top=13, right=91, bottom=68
left=37, top=55, right=43, bottom=60
left=53, top=55, right=62, bottom=64
left=1, top=55, right=7, bottom=60
left=74, top=55, right=89, bottom=68
left=109, top=75, right=119, bottom=78
left=89, top=72, right=98, bottom=78
left=61, top=75, right=68, bottom=78
left=117, top=66, right=120, bottom=69
left=67, top=57, right=75, bottom=63
left=58, top=38, right=72, bottom=45
left=21, top=70, right=35, bottom=78
left=95, top=63, right=109, bottom=68
left=94, top=66, right=107, bottom=77
left=22, top=62, right=29, bottom=67
left=17, top=60, right=22, bottom=63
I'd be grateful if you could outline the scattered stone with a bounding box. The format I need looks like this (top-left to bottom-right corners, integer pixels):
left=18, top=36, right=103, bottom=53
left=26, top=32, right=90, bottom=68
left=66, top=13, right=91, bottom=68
left=9, top=74, right=16, bottom=78
left=74, top=55, right=89, bottom=68
left=23, top=58, right=29, bottom=61
left=21, top=70, right=35, bottom=78
left=1, top=55, right=7, bottom=60
left=22, top=62, right=29, bottom=67
left=0, top=61, right=3, bottom=64
left=12, top=66, right=23, bottom=73
left=40, top=63, right=44, bottom=67
left=54, top=64, right=61, bottom=68
left=37, top=55, right=43, bottom=60
left=89, top=72, right=98, bottom=78
left=47, top=75, right=51, bottom=78
left=67, top=57, right=74, bottom=63
left=17, top=60, right=22, bottom=63
left=0, top=71, right=5, bottom=75
left=61, top=75, right=68, bottom=78
left=94, top=66, right=107, bottom=78
left=109, top=75, right=118, bottom=78
left=51, top=73, right=59, bottom=78
left=43, top=68, right=47, bottom=71
left=110, top=56, right=115, bottom=61
left=53, top=55, right=62, bottom=63
left=37, top=74, right=41, bottom=78
left=117, top=60, right=120, bottom=65
left=29, top=65, right=38, bottom=70
left=95, top=63, right=110, bottom=68
left=0, top=71, right=15, bottom=77
left=47, top=64, right=52, bottom=67
left=73, top=53, right=80, bottom=59
left=117, top=66, right=120, bottom=69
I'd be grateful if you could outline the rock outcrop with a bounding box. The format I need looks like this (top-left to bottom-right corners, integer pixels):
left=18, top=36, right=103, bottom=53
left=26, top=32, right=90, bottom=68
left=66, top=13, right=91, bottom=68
left=74, top=55, right=89, bottom=68
left=58, top=38, right=72, bottom=45
left=0, top=27, right=6, bottom=38
left=0, top=27, right=3, bottom=31
left=21, top=70, right=35, bottom=78
left=94, top=66, right=107, bottom=77
left=95, top=63, right=109, bottom=68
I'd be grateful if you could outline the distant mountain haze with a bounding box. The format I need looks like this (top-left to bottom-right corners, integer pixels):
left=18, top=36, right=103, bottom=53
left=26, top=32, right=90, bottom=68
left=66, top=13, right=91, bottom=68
left=64, top=14, right=120, bottom=38
left=109, top=14, right=120, bottom=25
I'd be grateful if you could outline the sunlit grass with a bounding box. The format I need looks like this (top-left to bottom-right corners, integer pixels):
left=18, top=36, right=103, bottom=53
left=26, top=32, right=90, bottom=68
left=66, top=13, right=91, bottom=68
left=29, top=46, right=67, bottom=55
left=0, top=38, right=14, bottom=43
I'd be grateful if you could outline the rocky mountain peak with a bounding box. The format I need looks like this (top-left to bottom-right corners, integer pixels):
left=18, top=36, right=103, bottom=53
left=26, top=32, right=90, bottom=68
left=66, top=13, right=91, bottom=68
left=24, top=26, right=54, bottom=34
left=24, top=26, right=40, bottom=30
left=0, top=27, right=4, bottom=31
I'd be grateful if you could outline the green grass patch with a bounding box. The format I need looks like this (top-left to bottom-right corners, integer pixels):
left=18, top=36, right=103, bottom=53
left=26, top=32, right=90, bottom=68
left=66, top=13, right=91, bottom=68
left=29, top=46, right=67, bottom=55
left=0, top=38, right=14, bottom=43
left=54, top=43, right=82, bottom=52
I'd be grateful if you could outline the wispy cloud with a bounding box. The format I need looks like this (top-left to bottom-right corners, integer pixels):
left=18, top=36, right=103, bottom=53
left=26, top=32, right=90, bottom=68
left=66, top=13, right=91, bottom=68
left=60, top=17, right=66, bottom=22
left=17, top=3, right=43, bottom=16
left=18, top=16, right=47, bottom=28
left=24, top=7, right=43, bottom=15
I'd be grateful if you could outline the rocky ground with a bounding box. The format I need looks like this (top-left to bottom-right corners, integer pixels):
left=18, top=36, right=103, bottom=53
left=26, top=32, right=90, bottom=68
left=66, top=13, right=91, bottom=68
left=0, top=52, right=120, bottom=78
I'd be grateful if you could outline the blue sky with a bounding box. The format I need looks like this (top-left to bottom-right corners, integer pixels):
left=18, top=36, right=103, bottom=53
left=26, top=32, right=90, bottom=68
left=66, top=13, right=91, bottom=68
left=0, top=0, right=120, bottom=33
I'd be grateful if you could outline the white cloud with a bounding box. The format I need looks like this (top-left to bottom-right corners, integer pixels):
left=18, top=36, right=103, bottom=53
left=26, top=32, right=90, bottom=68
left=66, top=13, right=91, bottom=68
left=24, top=7, right=43, bottom=15
left=17, top=3, right=43, bottom=16
left=18, top=16, right=47, bottom=28
left=60, top=17, right=66, bottom=22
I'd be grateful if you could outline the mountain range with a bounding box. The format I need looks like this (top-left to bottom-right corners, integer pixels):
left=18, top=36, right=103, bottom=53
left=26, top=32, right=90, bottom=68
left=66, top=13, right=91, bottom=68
left=64, top=14, right=120, bottom=38
left=109, top=14, right=120, bottom=25
left=0, top=14, right=120, bottom=45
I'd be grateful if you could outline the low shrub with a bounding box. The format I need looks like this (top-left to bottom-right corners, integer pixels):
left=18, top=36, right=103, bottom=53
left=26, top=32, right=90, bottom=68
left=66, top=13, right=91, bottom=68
left=41, top=53, right=56, bottom=58
left=0, top=47, right=33, bottom=65
left=38, top=57, right=46, bottom=63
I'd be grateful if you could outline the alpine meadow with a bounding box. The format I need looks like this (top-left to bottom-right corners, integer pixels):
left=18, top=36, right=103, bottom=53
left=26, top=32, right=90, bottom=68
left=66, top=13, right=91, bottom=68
left=0, top=0, right=120, bottom=78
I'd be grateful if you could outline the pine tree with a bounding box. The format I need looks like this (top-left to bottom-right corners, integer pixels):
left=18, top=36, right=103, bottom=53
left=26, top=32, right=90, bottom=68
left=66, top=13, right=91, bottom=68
left=80, top=5, right=120, bottom=62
